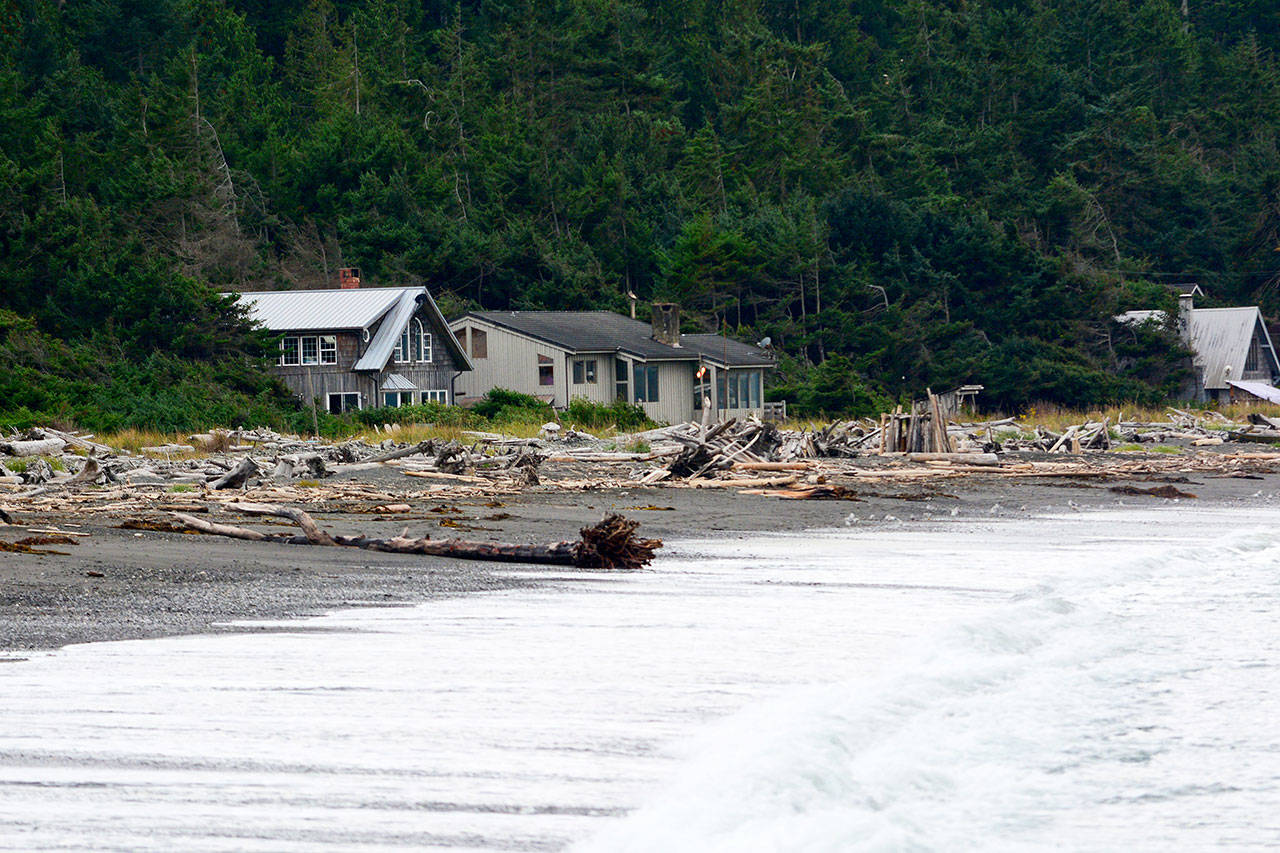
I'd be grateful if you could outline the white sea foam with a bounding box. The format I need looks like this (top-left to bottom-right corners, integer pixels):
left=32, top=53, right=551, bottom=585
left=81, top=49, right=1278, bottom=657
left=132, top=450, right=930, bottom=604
left=579, top=518, right=1280, bottom=852
left=0, top=506, right=1278, bottom=850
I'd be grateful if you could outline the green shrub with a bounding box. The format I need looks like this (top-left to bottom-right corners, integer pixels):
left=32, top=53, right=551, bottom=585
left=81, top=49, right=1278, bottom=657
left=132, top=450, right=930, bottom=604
left=471, top=388, right=554, bottom=423
left=564, top=397, right=655, bottom=430
left=352, top=402, right=480, bottom=429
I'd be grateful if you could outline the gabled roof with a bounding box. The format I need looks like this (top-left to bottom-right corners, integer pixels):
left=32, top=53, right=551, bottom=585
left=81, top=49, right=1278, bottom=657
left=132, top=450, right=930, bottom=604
left=237, top=287, right=417, bottom=331
left=1166, top=282, right=1205, bottom=298
left=380, top=373, right=417, bottom=392
left=236, top=286, right=472, bottom=372
left=1227, top=380, right=1280, bottom=404
left=352, top=289, right=419, bottom=371
left=454, top=311, right=774, bottom=368
left=1190, top=306, right=1279, bottom=389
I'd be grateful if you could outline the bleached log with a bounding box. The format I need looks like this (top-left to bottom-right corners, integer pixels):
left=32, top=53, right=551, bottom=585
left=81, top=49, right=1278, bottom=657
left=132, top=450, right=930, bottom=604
left=2, top=438, right=67, bottom=458
left=906, top=452, right=1000, bottom=465
left=141, top=444, right=196, bottom=455
left=689, top=475, right=799, bottom=489
left=40, top=427, right=115, bottom=456
left=226, top=501, right=335, bottom=546
left=173, top=512, right=268, bottom=542
left=363, top=440, right=435, bottom=464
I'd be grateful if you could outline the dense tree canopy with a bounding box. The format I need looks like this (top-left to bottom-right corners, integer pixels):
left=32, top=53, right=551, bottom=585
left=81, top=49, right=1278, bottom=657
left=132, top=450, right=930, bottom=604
left=3, top=0, right=1278, bottom=425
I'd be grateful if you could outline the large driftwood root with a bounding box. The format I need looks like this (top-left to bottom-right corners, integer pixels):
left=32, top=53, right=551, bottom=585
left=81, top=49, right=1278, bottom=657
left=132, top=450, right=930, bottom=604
left=171, top=505, right=660, bottom=570
left=573, top=514, right=661, bottom=569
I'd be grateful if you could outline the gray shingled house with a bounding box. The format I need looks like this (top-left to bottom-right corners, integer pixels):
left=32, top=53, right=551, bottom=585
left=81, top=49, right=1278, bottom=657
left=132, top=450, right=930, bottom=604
left=449, top=304, right=775, bottom=423
left=237, top=281, right=472, bottom=413
left=1117, top=291, right=1280, bottom=403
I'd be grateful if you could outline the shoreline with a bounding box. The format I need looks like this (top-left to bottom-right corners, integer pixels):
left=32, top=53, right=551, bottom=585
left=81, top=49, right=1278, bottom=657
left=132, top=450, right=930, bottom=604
left=3, top=458, right=1280, bottom=652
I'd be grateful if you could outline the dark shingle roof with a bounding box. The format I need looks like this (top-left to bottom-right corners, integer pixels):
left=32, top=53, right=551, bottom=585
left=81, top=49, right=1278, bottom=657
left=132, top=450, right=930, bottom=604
left=461, top=311, right=773, bottom=367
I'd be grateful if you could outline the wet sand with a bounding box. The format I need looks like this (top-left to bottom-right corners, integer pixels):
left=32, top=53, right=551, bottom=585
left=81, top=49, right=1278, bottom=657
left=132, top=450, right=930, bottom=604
left=3, top=459, right=1278, bottom=652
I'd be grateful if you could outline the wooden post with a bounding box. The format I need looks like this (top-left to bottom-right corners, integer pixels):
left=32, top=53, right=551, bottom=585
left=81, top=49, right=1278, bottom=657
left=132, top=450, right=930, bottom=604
left=306, top=368, right=320, bottom=438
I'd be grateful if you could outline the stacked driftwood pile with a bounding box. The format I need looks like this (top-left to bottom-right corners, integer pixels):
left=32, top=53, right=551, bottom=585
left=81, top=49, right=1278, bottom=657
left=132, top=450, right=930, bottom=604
left=7, top=402, right=1280, bottom=516
left=988, top=408, right=1274, bottom=452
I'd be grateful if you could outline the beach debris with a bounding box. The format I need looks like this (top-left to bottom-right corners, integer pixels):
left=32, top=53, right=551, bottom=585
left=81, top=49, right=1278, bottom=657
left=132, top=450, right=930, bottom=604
left=170, top=503, right=661, bottom=570
left=0, top=436, right=67, bottom=458
left=208, top=456, right=260, bottom=490
left=1109, top=484, right=1197, bottom=499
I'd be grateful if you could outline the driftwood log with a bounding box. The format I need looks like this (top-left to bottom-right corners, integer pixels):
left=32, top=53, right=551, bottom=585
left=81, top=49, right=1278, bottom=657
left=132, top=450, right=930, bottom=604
left=171, top=504, right=661, bottom=570
left=1, top=437, right=67, bottom=458
left=208, top=456, right=260, bottom=490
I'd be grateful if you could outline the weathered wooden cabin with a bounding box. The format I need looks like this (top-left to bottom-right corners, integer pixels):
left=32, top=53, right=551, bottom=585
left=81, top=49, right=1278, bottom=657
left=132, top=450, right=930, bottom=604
left=237, top=281, right=472, bottom=412
left=449, top=304, right=775, bottom=423
left=1117, top=291, right=1280, bottom=403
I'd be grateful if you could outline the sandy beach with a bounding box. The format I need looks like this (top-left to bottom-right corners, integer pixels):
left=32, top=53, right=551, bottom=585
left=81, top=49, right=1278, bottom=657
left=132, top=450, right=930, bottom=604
left=4, top=447, right=1278, bottom=653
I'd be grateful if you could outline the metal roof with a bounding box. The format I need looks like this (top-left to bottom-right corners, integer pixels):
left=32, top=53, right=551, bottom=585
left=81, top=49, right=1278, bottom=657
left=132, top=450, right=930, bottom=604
left=380, top=373, right=417, bottom=391
left=236, top=287, right=418, bottom=331
left=1189, top=307, right=1279, bottom=389
left=1116, top=309, right=1168, bottom=326
left=236, top=286, right=472, bottom=373
left=353, top=289, right=419, bottom=371
left=455, top=311, right=774, bottom=368
left=1227, top=380, right=1280, bottom=404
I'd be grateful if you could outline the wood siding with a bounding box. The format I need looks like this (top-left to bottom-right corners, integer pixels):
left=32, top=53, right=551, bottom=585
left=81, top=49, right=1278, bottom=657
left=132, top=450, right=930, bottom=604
left=271, top=304, right=465, bottom=408
left=453, top=320, right=573, bottom=405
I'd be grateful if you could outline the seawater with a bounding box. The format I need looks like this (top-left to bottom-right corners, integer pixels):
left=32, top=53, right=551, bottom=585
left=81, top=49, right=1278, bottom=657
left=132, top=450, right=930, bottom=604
left=0, top=505, right=1278, bottom=851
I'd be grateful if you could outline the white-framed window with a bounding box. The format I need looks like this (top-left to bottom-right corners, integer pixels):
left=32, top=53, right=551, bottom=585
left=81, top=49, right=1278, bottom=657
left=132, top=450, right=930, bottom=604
left=538, top=354, right=554, bottom=386
left=319, top=335, right=337, bottom=365
left=395, top=319, right=432, bottom=363
left=327, top=392, right=360, bottom=414
left=281, top=335, right=336, bottom=367
left=572, top=358, right=597, bottom=384
left=300, top=336, right=319, bottom=365
left=383, top=391, right=416, bottom=407
left=280, top=337, right=299, bottom=366
left=394, top=327, right=409, bottom=363
left=421, top=389, right=448, bottom=404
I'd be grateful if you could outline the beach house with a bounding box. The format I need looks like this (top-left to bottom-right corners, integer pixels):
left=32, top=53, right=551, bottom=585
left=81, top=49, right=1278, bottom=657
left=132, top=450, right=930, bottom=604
left=236, top=272, right=472, bottom=413
left=449, top=304, right=775, bottom=423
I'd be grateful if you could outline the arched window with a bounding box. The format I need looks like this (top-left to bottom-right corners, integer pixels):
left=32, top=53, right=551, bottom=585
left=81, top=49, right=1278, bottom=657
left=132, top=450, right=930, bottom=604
left=394, top=319, right=432, bottom=363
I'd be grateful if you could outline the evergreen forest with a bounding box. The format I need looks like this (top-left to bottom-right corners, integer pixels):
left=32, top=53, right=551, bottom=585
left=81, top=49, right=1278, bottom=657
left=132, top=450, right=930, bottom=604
left=3, top=0, right=1280, bottom=429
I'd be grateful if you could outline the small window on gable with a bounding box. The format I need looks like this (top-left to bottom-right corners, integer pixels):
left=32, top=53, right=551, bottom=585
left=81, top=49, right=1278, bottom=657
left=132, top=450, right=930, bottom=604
left=1246, top=331, right=1261, bottom=372
left=422, top=331, right=433, bottom=364
left=471, top=328, right=487, bottom=359
left=395, top=325, right=410, bottom=363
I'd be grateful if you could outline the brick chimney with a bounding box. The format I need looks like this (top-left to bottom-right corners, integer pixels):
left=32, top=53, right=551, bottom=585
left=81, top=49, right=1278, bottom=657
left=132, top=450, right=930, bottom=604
left=651, top=303, right=681, bottom=347
left=338, top=267, right=361, bottom=289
